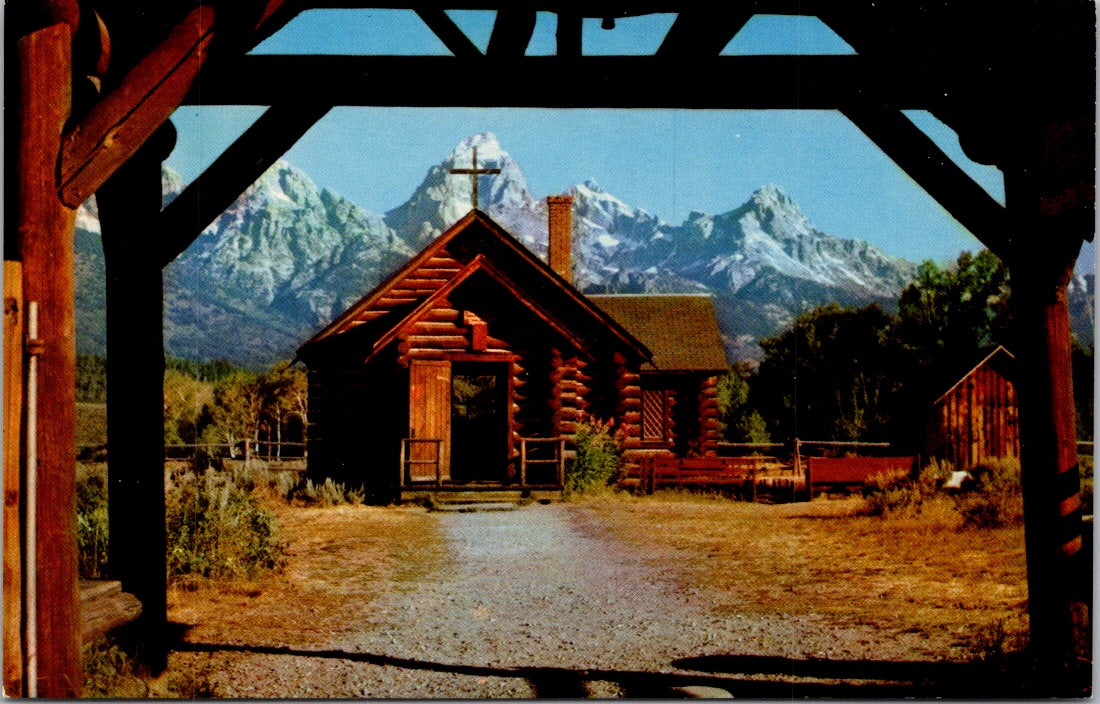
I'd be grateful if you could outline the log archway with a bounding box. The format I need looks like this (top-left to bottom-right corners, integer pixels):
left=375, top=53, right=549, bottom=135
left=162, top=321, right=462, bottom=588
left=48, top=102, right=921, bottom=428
left=5, top=1, right=1092, bottom=695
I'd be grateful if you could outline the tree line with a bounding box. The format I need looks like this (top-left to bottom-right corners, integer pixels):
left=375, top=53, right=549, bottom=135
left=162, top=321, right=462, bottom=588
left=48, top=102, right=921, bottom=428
left=720, top=249, right=1094, bottom=450
left=78, top=355, right=308, bottom=448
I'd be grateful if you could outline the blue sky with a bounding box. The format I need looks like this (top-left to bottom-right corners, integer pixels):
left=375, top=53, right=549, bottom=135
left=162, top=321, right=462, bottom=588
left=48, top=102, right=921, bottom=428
left=168, top=11, right=1020, bottom=266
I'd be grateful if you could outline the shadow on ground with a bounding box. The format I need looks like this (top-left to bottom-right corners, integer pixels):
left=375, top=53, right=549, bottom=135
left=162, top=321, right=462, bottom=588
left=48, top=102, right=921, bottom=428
left=171, top=638, right=1089, bottom=698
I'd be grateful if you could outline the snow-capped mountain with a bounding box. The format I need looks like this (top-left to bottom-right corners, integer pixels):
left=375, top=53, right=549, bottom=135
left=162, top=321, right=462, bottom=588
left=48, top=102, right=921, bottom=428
left=72, top=132, right=1092, bottom=366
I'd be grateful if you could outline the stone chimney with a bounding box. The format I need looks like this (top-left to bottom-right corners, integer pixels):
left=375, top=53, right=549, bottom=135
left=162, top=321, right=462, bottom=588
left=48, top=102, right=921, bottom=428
left=547, top=194, right=573, bottom=284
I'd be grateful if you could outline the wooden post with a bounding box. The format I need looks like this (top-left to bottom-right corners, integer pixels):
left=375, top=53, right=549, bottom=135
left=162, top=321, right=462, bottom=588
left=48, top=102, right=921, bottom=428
left=1003, top=110, right=1091, bottom=680
left=3, top=262, right=25, bottom=696
left=558, top=438, right=566, bottom=487
left=17, top=22, right=82, bottom=697
left=435, top=440, right=443, bottom=487
left=398, top=439, right=406, bottom=488
left=795, top=438, right=807, bottom=500
left=1010, top=255, right=1089, bottom=676
left=519, top=439, right=527, bottom=487
left=96, top=123, right=176, bottom=673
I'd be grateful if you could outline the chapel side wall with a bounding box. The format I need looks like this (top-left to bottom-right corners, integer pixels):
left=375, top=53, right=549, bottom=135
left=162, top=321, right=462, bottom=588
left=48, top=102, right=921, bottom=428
left=698, top=375, right=721, bottom=456
left=306, top=356, right=406, bottom=500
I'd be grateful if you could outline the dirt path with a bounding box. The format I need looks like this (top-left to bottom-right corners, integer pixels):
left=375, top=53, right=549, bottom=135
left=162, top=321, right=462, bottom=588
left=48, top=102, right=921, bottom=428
left=164, top=501, right=1026, bottom=698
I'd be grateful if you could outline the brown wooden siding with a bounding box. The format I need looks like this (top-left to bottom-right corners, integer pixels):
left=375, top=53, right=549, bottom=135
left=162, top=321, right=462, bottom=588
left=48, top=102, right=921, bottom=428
left=930, top=362, right=1019, bottom=469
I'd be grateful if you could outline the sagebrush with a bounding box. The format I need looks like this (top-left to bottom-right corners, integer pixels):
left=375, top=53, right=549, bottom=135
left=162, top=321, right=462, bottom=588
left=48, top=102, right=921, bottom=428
left=165, top=468, right=286, bottom=580
left=567, top=416, right=622, bottom=494
left=77, top=463, right=110, bottom=579
left=861, top=456, right=1025, bottom=529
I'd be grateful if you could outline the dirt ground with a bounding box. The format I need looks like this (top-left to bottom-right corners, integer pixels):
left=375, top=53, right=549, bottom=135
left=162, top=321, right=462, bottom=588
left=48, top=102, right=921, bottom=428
left=154, top=495, right=1035, bottom=698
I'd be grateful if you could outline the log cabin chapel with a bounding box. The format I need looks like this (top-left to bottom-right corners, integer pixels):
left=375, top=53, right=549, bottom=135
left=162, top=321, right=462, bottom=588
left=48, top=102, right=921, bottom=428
left=296, top=196, right=728, bottom=501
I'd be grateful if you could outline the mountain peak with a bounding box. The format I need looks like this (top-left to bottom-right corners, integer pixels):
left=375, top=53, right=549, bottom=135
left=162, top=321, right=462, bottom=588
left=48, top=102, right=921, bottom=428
left=451, top=132, right=505, bottom=162
left=751, top=184, right=795, bottom=209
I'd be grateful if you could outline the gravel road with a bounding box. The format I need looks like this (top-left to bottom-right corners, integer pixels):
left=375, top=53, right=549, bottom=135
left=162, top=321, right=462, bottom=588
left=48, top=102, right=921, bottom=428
left=174, top=502, right=999, bottom=698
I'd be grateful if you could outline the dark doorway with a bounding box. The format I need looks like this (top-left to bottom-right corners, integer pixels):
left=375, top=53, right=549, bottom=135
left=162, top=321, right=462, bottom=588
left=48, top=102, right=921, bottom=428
left=451, top=362, right=509, bottom=482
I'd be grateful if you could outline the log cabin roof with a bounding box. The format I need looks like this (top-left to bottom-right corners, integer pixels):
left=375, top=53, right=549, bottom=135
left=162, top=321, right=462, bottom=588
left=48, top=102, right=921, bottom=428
left=933, top=345, right=1015, bottom=405
left=587, top=294, right=729, bottom=373
left=297, top=209, right=652, bottom=364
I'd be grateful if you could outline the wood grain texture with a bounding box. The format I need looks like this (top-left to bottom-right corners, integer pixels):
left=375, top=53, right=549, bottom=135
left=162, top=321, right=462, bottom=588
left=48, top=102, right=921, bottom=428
left=3, top=262, right=24, bottom=696
left=17, top=23, right=81, bottom=697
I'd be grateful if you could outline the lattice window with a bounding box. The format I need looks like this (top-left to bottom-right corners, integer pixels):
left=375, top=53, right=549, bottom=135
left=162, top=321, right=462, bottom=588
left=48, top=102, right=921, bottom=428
left=642, top=388, right=671, bottom=443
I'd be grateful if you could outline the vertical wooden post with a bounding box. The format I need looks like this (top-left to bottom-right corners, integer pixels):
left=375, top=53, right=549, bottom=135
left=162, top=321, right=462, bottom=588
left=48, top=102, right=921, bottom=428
left=519, top=439, right=527, bottom=487
left=1010, top=256, right=1089, bottom=676
left=398, top=439, right=407, bottom=488
left=96, top=124, right=176, bottom=673
left=17, top=22, right=82, bottom=698
left=558, top=438, right=566, bottom=487
left=1003, top=111, right=1091, bottom=681
left=3, top=262, right=25, bottom=696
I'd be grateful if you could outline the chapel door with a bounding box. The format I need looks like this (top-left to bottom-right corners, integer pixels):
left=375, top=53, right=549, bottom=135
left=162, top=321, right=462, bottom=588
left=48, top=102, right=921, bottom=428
left=408, top=360, right=451, bottom=481
left=450, top=362, right=509, bottom=483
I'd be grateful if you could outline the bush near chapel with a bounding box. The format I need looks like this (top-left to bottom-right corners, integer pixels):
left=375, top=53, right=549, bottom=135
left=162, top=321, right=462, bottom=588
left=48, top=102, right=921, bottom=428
left=567, top=416, right=623, bottom=494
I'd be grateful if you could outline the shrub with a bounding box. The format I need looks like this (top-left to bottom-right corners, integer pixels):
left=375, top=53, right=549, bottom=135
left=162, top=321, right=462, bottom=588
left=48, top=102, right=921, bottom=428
left=567, top=416, right=622, bottom=494
left=861, top=467, right=918, bottom=516
left=82, top=636, right=146, bottom=698
left=166, top=469, right=285, bottom=580
left=76, top=463, right=110, bottom=579
left=954, top=457, right=1023, bottom=528
left=860, top=460, right=952, bottom=517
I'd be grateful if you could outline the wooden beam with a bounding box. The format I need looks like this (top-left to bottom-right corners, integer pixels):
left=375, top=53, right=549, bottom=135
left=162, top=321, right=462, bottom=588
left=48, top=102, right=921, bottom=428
left=158, top=102, right=332, bottom=267
left=3, top=261, right=24, bottom=697
left=58, top=5, right=215, bottom=208
left=840, top=105, right=1009, bottom=253
left=656, top=8, right=753, bottom=56
left=1011, top=252, right=1089, bottom=683
left=182, top=54, right=892, bottom=107
left=556, top=10, right=582, bottom=56
left=246, top=0, right=308, bottom=49
left=415, top=7, right=482, bottom=57
left=96, top=125, right=175, bottom=674
left=17, top=22, right=82, bottom=698
left=486, top=8, right=536, bottom=56
left=1003, top=107, right=1091, bottom=685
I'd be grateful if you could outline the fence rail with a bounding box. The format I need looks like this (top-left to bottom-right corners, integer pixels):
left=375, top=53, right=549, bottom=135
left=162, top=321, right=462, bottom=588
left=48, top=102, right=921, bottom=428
left=162, top=440, right=306, bottom=461
left=519, top=437, right=565, bottom=487
left=400, top=438, right=443, bottom=486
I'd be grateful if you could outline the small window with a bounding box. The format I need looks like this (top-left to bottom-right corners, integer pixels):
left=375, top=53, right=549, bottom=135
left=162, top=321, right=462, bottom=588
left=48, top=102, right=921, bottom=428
left=642, top=388, right=672, bottom=444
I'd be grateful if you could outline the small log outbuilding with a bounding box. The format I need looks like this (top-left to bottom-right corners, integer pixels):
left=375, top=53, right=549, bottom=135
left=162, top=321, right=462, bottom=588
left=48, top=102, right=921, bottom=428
left=926, top=345, right=1020, bottom=469
left=297, top=199, right=728, bottom=500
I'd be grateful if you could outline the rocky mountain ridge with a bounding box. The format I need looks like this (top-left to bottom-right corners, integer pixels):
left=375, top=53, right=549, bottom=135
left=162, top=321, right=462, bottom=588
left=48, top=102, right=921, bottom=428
left=72, top=132, right=1090, bottom=366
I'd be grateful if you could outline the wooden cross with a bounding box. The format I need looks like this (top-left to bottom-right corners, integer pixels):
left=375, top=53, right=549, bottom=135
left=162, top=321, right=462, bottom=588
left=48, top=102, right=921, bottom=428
left=449, top=145, right=501, bottom=210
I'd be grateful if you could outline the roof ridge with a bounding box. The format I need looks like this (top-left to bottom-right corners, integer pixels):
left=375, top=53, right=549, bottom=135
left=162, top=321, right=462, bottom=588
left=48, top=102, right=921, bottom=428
left=586, top=292, right=713, bottom=298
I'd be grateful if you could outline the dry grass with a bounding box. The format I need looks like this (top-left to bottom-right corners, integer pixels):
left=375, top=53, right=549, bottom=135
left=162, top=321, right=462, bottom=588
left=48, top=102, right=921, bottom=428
left=166, top=503, right=446, bottom=650
left=571, top=494, right=1029, bottom=649
left=76, top=402, right=108, bottom=448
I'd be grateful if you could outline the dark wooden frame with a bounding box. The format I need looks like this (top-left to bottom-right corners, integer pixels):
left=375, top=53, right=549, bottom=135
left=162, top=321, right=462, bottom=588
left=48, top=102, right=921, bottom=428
left=4, top=1, right=1093, bottom=693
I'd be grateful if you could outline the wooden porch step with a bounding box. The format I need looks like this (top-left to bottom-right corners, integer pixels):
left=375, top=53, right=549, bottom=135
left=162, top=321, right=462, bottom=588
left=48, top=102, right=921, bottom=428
left=79, top=579, right=141, bottom=644
left=431, top=502, right=519, bottom=513
left=402, top=488, right=562, bottom=505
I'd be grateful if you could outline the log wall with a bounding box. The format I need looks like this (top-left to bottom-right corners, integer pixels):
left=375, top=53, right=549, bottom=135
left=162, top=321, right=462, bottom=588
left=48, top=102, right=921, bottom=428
left=698, top=375, right=721, bottom=456
left=615, top=359, right=643, bottom=449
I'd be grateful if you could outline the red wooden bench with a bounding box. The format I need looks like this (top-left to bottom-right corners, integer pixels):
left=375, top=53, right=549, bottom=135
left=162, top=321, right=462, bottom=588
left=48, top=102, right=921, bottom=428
left=807, top=456, right=916, bottom=494
left=639, top=456, right=764, bottom=494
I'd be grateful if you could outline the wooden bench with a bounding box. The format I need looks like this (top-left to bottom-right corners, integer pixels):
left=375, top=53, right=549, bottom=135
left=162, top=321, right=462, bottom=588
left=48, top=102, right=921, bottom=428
left=639, top=456, right=762, bottom=495
left=807, top=455, right=917, bottom=494
left=80, top=580, right=141, bottom=644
